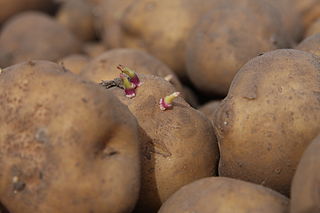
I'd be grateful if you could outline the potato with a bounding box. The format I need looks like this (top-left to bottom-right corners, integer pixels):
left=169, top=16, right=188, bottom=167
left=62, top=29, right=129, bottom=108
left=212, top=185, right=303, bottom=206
left=296, top=33, right=320, bottom=57
left=0, top=0, right=53, bottom=24
left=0, top=12, right=81, bottom=68
left=120, top=0, right=218, bottom=77
left=107, top=74, right=219, bottom=212
left=97, top=0, right=133, bottom=48
left=214, top=49, right=320, bottom=195
left=58, top=54, right=90, bottom=74
left=82, top=42, right=107, bottom=58
left=290, top=134, right=320, bottom=213
left=198, top=100, right=221, bottom=125
left=305, top=18, right=320, bottom=38
left=81, top=48, right=183, bottom=92
left=268, top=0, right=303, bottom=44
left=56, top=0, right=96, bottom=41
left=293, top=0, right=320, bottom=29
left=159, top=177, right=289, bottom=213
left=186, top=0, right=287, bottom=95
left=0, top=60, right=140, bottom=213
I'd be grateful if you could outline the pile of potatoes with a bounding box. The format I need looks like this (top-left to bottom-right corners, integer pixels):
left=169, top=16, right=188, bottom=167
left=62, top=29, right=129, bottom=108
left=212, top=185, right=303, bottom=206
left=0, top=0, right=320, bottom=212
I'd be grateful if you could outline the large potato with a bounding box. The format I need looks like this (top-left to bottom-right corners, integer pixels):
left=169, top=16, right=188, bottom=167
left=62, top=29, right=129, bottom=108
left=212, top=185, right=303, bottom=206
left=120, top=0, right=219, bottom=77
left=296, top=33, right=320, bottom=57
left=108, top=74, right=219, bottom=212
left=0, top=12, right=81, bottom=68
left=290, top=134, right=320, bottom=213
left=81, top=48, right=183, bottom=93
left=198, top=100, right=221, bottom=125
left=214, top=49, right=320, bottom=195
left=0, top=0, right=53, bottom=24
left=186, top=0, right=287, bottom=95
left=159, top=177, right=289, bottom=213
left=0, top=60, right=140, bottom=213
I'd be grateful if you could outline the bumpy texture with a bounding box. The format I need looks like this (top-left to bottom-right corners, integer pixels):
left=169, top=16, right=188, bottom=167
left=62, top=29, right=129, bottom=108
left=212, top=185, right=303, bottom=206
left=290, top=134, right=320, bottom=213
left=0, top=60, right=140, bottom=213
left=159, top=177, right=289, bottom=213
left=109, top=74, right=219, bottom=212
left=0, top=12, right=81, bottom=67
left=214, top=49, right=320, bottom=195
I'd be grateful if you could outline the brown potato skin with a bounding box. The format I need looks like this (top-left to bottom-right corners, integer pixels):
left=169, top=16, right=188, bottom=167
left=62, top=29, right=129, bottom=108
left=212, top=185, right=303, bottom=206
left=214, top=49, right=320, bottom=195
left=0, top=60, right=140, bottom=213
left=81, top=48, right=183, bottom=92
left=305, top=18, right=320, bottom=38
left=98, top=0, right=133, bottom=49
left=293, top=0, right=320, bottom=29
left=296, top=33, right=320, bottom=57
left=120, top=0, right=219, bottom=77
left=56, top=0, right=96, bottom=41
left=58, top=54, right=90, bottom=75
left=0, top=0, right=53, bottom=23
left=0, top=12, right=81, bottom=68
left=290, top=134, right=320, bottom=213
left=109, top=75, right=219, bottom=212
left=198, top=100, right=221, bottom=125
left=186, top=0, right=287, bottom=95
left=159, top=177, right=289, bottom=213
left=82, top=42, right=107, bottom=58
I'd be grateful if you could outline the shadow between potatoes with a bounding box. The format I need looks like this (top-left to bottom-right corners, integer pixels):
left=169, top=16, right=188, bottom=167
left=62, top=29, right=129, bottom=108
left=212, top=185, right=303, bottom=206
left=0, top=202, right=10, bottom=213
left=132, top=126, right=161, bottom=213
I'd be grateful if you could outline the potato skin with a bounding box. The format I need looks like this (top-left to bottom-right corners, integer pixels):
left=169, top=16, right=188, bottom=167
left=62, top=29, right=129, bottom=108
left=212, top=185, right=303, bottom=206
left=56, top=0, right=96, bottom=41
left=0, top=12, right=81, bottom=67
left=0, top=60, right=140, bottom=213
left=296, top=33, right=320, bottom=57
left=58, top=54, right=90, bottom=75
left=0, top=0, right=53, bottom=23
left=198, top=100, right=221, bottom=125
left=186, top=0, right=287, bottom=95
left=109, top=74, right=219, bottom=212
left=214, top=49, right=320, bottom=195
left=305, top=18, right=320, bottom=38
left=159, top=177, right=289, bottom=213
left=290, top=134, right=320, bottom=213
left=120, top=0, right=218, bottom=77
left=81, top=48, right=183, bottom=92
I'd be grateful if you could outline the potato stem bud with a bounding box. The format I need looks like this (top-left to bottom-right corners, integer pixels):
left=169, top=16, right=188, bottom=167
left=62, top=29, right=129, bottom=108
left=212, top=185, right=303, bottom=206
left=120, top=73, right=136, bottom=98
left=117, top=65, right=141, bottom=87
left=159, top=92, right=180, bottom=111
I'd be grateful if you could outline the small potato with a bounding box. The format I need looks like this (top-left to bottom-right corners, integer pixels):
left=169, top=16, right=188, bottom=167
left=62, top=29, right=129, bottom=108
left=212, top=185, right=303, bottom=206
left=0, top=0, right=53, bottom=23
left=296, top=33, right=320, bottom=57
left=108, top=74, right=219, bottom=212
left=159, top=177, right=289, bottom=213
left=0, top=60, right=141, bottom=213
left=304, top=18, right=320, bottom=38
left=58, top=54, right=90, bottom=74
left=186, top=0, right=287, bottom=95
left=81, top=48, right=183, bottom=92
left=56, top=0, right=96, bottom=41
left=82, top=42, right=107, bottom=58
left=214, top=49, right=320, bottom=195
left=290, top=134, right=320, bottom=213
left=0, top=12, right=81, bottom=67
